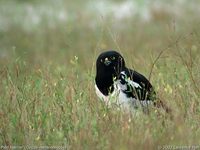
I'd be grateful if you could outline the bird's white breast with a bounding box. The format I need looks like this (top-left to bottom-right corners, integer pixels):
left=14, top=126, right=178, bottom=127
left=95, top=80, right=153, bottom=111
left=95, top=84, right=120, bottom=106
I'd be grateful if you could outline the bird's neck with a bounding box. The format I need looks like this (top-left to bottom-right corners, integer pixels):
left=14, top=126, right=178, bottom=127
left=95, top=73, right=115, bottom=96
left=95, top=66, right=126, bottom=96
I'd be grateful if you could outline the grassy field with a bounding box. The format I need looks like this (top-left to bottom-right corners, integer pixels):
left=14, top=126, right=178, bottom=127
left=0, top=1, right=200, bottom=149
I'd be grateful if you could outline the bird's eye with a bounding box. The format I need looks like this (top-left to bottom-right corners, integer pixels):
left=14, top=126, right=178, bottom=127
left=111, top=56, right=115, bottom=60
left=100, top=59, right=103, bottom=62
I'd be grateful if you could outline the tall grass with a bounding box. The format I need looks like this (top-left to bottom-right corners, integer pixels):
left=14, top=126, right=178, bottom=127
left=0, top=1, right=200, bottom=149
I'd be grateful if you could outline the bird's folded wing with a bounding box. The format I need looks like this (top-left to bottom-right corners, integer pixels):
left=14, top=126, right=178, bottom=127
left=120, top=69, right=155, bottom=101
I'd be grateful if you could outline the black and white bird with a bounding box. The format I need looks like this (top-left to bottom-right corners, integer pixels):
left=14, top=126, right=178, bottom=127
left=95, top=50, right=156, bottom=111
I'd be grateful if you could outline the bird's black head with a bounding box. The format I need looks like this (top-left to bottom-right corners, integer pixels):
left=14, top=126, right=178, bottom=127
left=96, top=50, right=126, bottom=78
left=95, top=50, right=126, bottom=96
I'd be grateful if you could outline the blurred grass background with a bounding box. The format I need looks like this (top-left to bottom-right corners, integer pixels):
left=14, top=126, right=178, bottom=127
left=0, top=0, right=200, bottom=149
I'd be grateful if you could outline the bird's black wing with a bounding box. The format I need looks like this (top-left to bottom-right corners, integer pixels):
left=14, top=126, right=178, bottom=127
left=120, top=68, right=156, bottom=101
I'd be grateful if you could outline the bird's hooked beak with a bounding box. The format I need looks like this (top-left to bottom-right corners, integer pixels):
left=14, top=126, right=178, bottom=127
left=104, top=57, right=111, bottom=66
